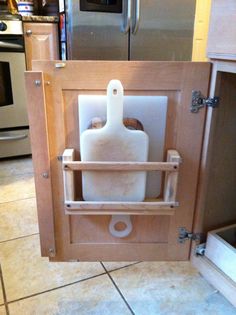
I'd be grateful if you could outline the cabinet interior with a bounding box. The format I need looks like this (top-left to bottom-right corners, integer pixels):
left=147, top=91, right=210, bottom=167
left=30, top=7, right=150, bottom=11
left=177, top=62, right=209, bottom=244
left=203, top=72, right=236, bottom=233
left=217, top=225, right=236, bottom=247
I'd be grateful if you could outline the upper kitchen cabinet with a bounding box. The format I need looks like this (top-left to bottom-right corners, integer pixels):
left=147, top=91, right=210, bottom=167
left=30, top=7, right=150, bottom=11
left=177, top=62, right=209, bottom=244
left=23, top=22, right=59, bottom=70
left=207, top=0, right=236, bottom=60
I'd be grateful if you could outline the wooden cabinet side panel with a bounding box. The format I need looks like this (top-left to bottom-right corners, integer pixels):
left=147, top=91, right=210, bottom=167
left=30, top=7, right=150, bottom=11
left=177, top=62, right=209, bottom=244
left=207, top=0, right=236, bottom=60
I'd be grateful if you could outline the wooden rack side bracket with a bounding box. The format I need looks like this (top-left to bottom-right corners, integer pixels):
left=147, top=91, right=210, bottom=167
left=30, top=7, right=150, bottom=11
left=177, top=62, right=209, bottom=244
left=62, top=148, right=182, bottom=215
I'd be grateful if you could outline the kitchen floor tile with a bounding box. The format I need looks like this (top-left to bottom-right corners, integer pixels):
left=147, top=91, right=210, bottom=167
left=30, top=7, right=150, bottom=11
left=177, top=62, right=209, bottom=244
left=0, top=173, right=35, bottom=203
left=0, top=235, right=105, bottom=302
left=0, top=157, right=33, bottom=178
left=110, top=262, right=236, bottom=315
left=0, top=306, right=6, bottom=315
left=102, top=261, right=139, bottom=271
left=0, top=198, right=38, bottom=242
left=8, top=274, right=132, bottom=315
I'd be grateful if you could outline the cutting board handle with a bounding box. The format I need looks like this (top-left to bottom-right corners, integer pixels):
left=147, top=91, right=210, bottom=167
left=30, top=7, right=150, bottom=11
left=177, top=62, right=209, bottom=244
left=106, top=80, right=125, bottom=130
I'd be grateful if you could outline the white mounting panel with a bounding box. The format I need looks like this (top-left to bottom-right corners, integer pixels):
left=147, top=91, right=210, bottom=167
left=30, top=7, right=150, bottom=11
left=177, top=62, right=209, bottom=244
left=78, top=95, right=168, bottom=198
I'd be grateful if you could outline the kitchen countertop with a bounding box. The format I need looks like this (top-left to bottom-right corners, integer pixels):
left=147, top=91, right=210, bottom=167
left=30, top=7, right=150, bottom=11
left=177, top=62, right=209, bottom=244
left=22, top=15, right=59, bottom=23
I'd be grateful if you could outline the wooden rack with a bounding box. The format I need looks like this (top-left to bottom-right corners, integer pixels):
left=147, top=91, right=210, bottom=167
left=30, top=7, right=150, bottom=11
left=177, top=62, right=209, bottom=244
left=62, top=149, right=182, bottom=215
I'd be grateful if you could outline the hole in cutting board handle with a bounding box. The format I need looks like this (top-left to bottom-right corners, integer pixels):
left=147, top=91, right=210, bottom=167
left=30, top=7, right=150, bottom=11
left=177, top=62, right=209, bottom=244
left=109, top=215, right=133, bottom=238
left=113, top=89, right=118, bottom=95
left=114, top=221, right=127, bottom=231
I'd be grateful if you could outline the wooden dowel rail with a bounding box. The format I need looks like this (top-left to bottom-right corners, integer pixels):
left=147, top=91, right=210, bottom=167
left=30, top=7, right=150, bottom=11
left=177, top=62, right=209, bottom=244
left=62, top=148, right=182, bottom=216
left=63, top=161, right=179, bottom=172
left=65, top=200, right=179, bottom=210
left=65, top=209, right=176, bottom=216
left=64, top=200, right=178, bottom=215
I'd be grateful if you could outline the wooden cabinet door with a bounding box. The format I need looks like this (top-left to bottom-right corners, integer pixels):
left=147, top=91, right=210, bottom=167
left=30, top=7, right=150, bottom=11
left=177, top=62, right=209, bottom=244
left=25, top=61, right=211, bottom=261
left=23, top=23, right=59, bottom=70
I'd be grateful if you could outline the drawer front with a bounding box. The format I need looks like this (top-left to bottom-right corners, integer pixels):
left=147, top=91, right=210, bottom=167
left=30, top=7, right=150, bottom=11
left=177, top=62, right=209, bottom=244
left=205, top=224, right=236, bottom=283
left=0, top=129, right=31, bottom=158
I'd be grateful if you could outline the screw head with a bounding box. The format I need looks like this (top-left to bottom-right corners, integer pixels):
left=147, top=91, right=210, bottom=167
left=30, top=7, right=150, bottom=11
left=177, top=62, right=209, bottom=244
left=48, top=248, right=55, bottom=257
left=42, top=172, right=49, bottom=179
left=34, top=80, right=41, bottom=86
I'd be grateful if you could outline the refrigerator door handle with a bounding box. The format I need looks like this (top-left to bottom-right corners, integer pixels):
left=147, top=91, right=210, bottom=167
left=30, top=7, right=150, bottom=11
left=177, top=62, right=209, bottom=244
left=122, top=0, right=132, bottom=33
left=132, top=0, right=140, bottom=35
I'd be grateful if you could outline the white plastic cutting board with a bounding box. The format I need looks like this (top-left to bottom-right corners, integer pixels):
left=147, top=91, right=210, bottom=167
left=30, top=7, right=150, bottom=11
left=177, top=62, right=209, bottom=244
left=79, top=88, right=168, bottom=198
left=80, top=80, right=149, bottom=202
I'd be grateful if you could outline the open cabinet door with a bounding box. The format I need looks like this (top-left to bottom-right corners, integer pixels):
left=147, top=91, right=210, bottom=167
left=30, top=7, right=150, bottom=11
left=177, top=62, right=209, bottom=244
left=25, top=61, right=211, bottom=261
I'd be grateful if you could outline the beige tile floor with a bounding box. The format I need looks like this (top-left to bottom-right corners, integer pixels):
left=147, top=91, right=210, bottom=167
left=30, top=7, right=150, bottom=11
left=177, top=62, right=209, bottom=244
left=0, top=157, right=235, bottom=315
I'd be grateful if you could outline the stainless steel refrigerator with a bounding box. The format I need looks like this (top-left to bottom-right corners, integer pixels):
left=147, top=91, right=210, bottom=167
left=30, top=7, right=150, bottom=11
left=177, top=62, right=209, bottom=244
left=64, top=0, right=196, bottom=61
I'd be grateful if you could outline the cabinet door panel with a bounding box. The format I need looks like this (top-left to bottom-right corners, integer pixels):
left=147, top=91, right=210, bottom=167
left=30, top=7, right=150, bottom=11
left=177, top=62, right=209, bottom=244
left=24, top=23, right=59, bottom=70
left=25, top=61, right=211, bottom=261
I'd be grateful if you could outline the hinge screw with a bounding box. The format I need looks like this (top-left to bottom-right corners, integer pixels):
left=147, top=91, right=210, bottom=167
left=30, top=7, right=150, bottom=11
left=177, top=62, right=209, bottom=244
left=42, top=172, right=49, bottom=179
left=34, top=80, right=41, bottom=86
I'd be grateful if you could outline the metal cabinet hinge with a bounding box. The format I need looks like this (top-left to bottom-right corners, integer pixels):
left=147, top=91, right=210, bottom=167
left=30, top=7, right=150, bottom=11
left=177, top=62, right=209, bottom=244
left=195, top=243, right=206, bottom=256
left=191, top=90, right=219, bottom=113
left=178, top=227, right=201, bottom=243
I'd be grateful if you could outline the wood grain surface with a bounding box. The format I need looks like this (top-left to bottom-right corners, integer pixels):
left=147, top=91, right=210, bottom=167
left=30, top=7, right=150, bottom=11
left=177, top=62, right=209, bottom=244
left=27, top=61, right=211, bottom=261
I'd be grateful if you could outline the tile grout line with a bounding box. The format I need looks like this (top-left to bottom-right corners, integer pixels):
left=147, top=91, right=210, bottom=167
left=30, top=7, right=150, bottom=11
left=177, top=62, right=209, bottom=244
left=0, top=264, right=9, bottom=315
left=100, top=262, right=136, bottom=315
left=0, top=233, right=39, bottom=244
left=105, top=262, right=141, bottom=273
left=0, top=196, right=36, bottom=206
left=7, top=271, right=107, bottom=305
